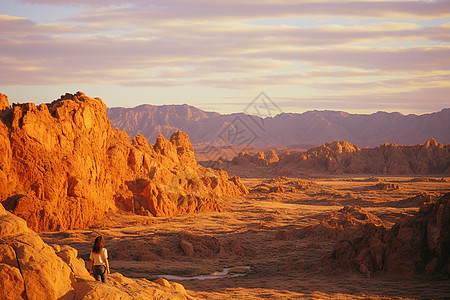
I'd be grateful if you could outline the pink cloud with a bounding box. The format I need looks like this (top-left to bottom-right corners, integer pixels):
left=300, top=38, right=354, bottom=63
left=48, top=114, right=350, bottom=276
left=21, top=0, right=450, bottom=19
left=2, top=1, right=449, bottom=113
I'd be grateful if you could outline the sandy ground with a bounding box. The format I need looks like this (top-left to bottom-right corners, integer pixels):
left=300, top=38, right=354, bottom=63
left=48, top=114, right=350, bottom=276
left=40, top=176, right=450, bottom=299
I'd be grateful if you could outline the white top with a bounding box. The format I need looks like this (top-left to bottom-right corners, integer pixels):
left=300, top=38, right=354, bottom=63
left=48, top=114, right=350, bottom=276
left=90, top=248, right=108, bottom=266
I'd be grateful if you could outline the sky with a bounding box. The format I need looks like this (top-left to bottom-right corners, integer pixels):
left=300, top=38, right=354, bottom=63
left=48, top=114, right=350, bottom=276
left=1, top=0, right=449, bottom=115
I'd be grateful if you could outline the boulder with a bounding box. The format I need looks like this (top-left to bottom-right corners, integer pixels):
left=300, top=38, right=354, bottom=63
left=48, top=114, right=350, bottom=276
left=0, top=204, right=75, bottom=299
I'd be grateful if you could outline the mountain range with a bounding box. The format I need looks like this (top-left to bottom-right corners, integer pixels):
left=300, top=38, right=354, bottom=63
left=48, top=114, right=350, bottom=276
left=107, top=105, right=450, bottom=150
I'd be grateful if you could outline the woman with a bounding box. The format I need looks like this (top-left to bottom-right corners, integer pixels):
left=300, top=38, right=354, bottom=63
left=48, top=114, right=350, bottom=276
left=89, top=236, right=110, bottom=282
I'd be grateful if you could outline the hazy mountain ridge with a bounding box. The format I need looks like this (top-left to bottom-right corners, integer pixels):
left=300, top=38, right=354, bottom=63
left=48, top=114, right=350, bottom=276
left=108, top=105, right=450, bottom=148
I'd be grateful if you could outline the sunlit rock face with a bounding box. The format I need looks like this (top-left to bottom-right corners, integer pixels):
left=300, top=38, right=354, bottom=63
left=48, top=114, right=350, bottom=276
left=0, top=92, right=247, bottom=231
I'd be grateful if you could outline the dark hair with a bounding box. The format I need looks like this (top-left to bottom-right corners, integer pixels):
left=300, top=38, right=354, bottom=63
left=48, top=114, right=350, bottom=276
left=92, top=236, right=104, bottom=253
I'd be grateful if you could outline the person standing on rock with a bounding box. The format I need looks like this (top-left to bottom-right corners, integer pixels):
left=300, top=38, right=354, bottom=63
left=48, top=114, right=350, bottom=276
left=89, top=236, right=110, bottom=282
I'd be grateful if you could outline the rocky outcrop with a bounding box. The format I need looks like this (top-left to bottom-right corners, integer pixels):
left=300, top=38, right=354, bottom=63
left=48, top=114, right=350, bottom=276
left=323, top=193, right=450, bottom=278
left=0, top=93, right=9, bottom=111
left=231, top=149, right=279, bottom=167
left=1, top=92, right=113, bottom=231
left=0, top=203, right=191, bottom=299
left=249, top=177, right=315, bottom=194
left=0, top=92, right=247, bottom=231
left=109, top=130, right=247, bottom=219
left=203, top=139, right=450, bottom=176
left=205, top=139, right=449, bottom=177
left=277, top=139, right=450, bottom=175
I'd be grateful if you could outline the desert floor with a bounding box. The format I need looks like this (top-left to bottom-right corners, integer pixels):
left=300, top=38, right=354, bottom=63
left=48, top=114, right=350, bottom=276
left=40, top=176, right=450, bottom=299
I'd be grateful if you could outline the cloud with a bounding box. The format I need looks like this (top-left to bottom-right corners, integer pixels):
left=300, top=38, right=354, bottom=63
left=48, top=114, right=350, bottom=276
left=1, top=19, right=449, bottom=88
left=190, top=69, right=450, bottom=92
left=2, top=1, right=449, bottom=113
left=22, top=0, right=450, bottom=19
left=278, top=86, right=450, bottom=113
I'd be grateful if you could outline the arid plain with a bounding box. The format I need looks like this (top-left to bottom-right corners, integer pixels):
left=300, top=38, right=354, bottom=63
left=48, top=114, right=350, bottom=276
left=41, top=176, right=450, bottom=299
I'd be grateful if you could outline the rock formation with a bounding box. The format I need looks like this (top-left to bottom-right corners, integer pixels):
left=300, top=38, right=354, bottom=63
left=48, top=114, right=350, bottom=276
left=219, top=140, right=450, bottom=176
left=0, top=92, right=247, bottom=231
left=249, top=177, right=315, bottom=194
left=0, top=93, right=9, bottom=111
left=231, top=149, right=279, bottom=167
left=275, top=139, right=450, bottom=175
left=323, top=193, right=450, bottom=278
left=0, top=203, right=191, bottom=300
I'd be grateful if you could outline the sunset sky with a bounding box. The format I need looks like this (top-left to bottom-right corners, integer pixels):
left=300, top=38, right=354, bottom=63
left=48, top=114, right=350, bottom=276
left=1, top=0, right=449, bottom=114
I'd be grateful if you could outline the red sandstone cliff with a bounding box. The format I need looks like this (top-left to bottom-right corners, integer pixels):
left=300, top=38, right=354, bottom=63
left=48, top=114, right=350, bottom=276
left=0, top=92, right=247, bottom=232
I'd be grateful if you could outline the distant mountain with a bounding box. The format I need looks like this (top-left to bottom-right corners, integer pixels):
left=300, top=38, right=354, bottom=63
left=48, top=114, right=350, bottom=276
left=107, top=105, right=450, bottom=149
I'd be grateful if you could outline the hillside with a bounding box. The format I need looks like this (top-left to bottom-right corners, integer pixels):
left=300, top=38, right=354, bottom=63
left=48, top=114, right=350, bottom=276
left=107, top=105, right=450, bottom=149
